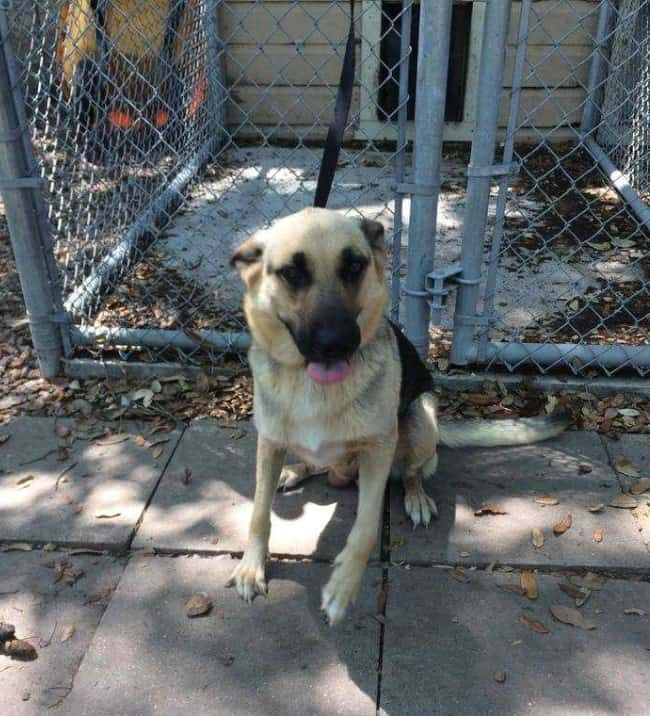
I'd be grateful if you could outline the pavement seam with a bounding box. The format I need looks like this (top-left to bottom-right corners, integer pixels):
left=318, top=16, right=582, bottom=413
left=45, top=553, right=130, bottom=708
left=374, top=481, right=392, bottom=715
left=125, top=421, right=189, bottom=550
left=597, top=432, right=626, bottom=491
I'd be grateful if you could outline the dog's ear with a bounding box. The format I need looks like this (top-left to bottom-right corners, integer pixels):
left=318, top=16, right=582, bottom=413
left=230, top=232, right=266, bottom=286
left=359, top=218, right=385, bottom=254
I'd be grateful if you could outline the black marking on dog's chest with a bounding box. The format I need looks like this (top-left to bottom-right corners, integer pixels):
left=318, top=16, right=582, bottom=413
left=388, top=321, right=434, bottom=417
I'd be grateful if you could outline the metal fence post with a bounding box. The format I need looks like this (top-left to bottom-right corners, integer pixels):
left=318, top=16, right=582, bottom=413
left=203, top=0, right=227, bottom=144
left=450, top=0, right=512, bottom=365
left=0, top=9, right=64, bottom=378
left=404, top=0, right=454, bottom=357
left=580, top=0, right=616, bottom=135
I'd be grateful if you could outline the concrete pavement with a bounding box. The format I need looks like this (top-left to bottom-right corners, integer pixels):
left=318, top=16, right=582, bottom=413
left=1, top=417, right=648, bottom=714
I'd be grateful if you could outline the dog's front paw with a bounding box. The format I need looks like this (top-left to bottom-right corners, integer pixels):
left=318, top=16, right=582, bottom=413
left=321, top=555, right=364, bottom=626
left=226, top=554, right=267, bottom=603
left=404, top=481, right=438, bottom=528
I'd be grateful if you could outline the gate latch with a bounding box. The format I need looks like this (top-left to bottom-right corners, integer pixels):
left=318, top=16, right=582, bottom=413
left=425, top=263, right=463, bottom=325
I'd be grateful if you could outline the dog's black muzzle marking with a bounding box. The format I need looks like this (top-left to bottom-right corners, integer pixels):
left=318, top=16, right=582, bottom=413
left=284, top=301, right=361, bottom=365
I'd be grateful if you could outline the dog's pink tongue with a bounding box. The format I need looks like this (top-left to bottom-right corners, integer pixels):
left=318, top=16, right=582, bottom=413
left=306, top=361, right=352, bottom=386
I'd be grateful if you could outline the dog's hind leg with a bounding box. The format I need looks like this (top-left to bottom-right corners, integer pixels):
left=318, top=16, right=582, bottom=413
left=227, top=437, right=286, bottom=601
left=398, top=393, right=440, bottom=528
left=403, top=464, right=439, bottom=528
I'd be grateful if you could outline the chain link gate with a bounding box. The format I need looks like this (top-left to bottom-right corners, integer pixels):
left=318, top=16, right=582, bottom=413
left=1, top=0, right=649, bottom=384
left=429, top=0, right=649, bottom=380
left=2, top=0, right=451, bottom=376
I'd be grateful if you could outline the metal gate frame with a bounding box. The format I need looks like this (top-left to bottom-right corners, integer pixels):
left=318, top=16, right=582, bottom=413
left=416, top=0, right=650, bottom=383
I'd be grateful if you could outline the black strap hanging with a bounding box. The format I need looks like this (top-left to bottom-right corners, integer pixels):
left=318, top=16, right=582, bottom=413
left=313, top=0, right=356, bottom=208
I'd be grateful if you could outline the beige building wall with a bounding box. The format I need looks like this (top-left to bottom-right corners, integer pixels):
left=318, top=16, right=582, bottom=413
left=221, top=0, right=599, bottom=142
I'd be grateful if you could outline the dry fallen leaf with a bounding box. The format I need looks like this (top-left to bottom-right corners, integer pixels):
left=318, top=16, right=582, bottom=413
left=186, top=592, right=212, bottom=618
left=152, top=445, right=164, bottom=460
left=550, top=604, right=596, bottom=630
left=553, top=514, right=573, bottom=535
left=474, top=503, right=507, bottom=516
left=2, top=639, right=38, bottom=660
left=60, top=625, right=75, bottom=643
left=55, top=425, right=71, bottom=438
left=629, top=478, right=650, bottom=495
left=618, top=408, right=641, bottom=417
left=95, top=433, right=130, bottom=447
left=623, top=608, right=647, bottom=616
left=134, top=434, right=148, bottom=447
left=0, top=622, right=16, bottom=641
left=569, top=573, right=607, bottom=591
left=95, top=512, right=121, bottom=519
left=16, top=475, right=34, bottom=488
left=559, top=583, right=589, bottom=599
left=534, top=495, right=559, bottom=506
left=593, top=528, right=604, bottom=543
left=577, top=463, right=592, bottom=474
left=53, top=561, right=84, bottom=586
left=588, top=503, right=605, bottom=514
left=531, top=528, right=545, bottom=549
left=518, top=614, right=549, bottom=634
left=494, top=671, right=507, bottom=684
left=1, top=542, right=33, bottom=552
left=609, top=494, right=638, bottom=509
left=614, top=460, right=641, bottom=478
left=450, top=566, right=471, bottom=583
left=521, top=572, right=539, bottom=600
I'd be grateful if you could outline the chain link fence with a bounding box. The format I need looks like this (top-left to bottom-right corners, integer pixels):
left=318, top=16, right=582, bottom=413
left=461, top=0, right=649, bottom=377
left=1, top=0, right=649, bottom=381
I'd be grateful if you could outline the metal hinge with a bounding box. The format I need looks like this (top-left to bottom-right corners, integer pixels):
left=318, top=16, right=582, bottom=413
left=424, top=264, right=493, bottom=328
left=425, top=263, right=463, bottom=325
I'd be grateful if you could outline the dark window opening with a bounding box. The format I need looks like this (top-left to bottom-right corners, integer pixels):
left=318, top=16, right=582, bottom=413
left=377, top=2, right=474, bottom=124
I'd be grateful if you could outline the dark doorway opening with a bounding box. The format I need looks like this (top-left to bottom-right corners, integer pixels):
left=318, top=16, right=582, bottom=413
left=377, top=2, right=474, bottom=123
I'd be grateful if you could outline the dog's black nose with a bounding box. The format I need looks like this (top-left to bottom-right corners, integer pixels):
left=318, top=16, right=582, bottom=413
left=309, top=315, right=361, bottom=363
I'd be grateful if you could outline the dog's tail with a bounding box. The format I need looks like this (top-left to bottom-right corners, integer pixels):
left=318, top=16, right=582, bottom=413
left=438, top=413, right=569, bottom=449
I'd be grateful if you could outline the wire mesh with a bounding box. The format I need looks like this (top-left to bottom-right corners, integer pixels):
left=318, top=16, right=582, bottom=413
left=477, top=0, right=650, bottom=377
left=5, top=0, right=423, bottom=368
left=4, top=0, right=649, bottom=378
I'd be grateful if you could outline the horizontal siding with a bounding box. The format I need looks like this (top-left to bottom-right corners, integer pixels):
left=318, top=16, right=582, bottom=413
left=508, top=1, right=599, bottom=45
left=226, top=45, right=361, bottom=86
left=220, top=0, right=595, bottom=131
left=226, top=44, right=589, bottom=89
left=221, top=2, right=354, bottom=45
left=227, top=85, right=585, bottom=129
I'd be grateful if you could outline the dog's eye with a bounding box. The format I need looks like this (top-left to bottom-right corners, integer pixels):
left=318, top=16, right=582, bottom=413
left=277, top=265, right=308, bottom=289
left=340, top=256, right=368, bottom=283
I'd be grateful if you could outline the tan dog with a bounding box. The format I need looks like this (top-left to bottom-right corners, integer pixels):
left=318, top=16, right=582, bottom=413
left=228, top=208, right=567, bottom=624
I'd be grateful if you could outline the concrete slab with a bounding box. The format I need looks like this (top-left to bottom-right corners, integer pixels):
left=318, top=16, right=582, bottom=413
left=381, top=567, right=650, bottom=716
left=0, top=417, right=182, bottom=549
left=602, top=434, right=650, bottom=552
left=601, top=433, right=650, bottom=490
left=64, top=555, right=382, bottom=715
left=0, top=550, right=125, bottom=713
left=135, top=420, right=369, bottom=560
left=389, top=433, right=647, bottom=568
